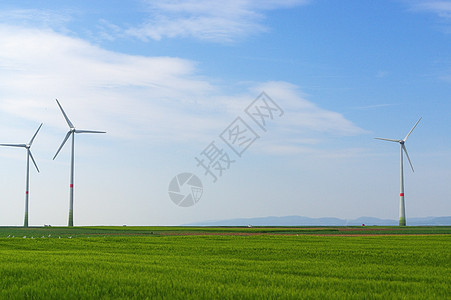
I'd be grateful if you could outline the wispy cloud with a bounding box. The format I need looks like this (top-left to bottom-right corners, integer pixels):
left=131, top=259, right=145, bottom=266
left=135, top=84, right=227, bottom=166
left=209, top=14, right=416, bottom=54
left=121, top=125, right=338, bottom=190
left=122, top=0, right=310, bottom=43
left=0, top=24, right=363, bottom=156
left=0, top=25, right=218, bottom=142
left=410, top=1, right=451, bottom=18
left=0, top=8, right=72, bottom=30
left=351, top=103, right=398, bottom=111
left=250, top=81, right=364, bottom=136
left=376, top=70, right=389, bottom=78
left=405, top=1, right=451, bottom=80
left=0, top=1, right=311, bottom=44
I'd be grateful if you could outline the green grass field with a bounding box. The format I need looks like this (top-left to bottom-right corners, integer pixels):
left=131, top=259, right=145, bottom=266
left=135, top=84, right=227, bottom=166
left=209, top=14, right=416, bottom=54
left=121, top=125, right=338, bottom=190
left=0, top=226, right=449, bottom=299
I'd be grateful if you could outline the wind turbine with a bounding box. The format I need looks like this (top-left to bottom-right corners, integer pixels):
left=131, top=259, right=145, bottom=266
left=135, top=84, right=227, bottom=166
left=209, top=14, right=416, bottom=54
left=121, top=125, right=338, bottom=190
left=375, top=117, right=421, bottom=226
left=0, top=123, right=43, bottom=227
left=53, top=99, right=105, bottom=227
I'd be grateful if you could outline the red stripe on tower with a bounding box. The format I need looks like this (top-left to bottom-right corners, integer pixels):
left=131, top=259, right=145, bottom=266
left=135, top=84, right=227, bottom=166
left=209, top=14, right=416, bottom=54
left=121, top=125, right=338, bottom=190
left=400, top=193, right=404, bottom=196
left=26, top=191, right=29, bottom=194
left=70, top=184, right=73, bottom=188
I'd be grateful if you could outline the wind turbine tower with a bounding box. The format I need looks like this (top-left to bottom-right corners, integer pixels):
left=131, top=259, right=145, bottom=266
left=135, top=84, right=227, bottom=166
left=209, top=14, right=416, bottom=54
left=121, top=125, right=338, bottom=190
left=0, top=124, right=43, bottom=227
left=375, top=118, right=421, bottom=226
left=53, top=99, right=105, bottom=227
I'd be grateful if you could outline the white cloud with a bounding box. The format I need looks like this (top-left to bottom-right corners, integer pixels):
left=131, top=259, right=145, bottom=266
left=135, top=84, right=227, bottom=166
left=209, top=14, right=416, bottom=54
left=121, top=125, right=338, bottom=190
left=411, top=1, right=451, bottom=18
left=123, top=0, right=310, bottom=42
left=414, top=1, right=451, bottom=18
left=0, top=8, right=72, bottom=31
left=351, top=103, right=398, bottom=111
left=0, top=1, right=311, bottom=44
left=0, top=25, right=363, bottom=156
left=250, top=81, right=364, bottom=136
left=0, top=25, right=220, bottom=142
left=404, top=1, right=451, bottom=80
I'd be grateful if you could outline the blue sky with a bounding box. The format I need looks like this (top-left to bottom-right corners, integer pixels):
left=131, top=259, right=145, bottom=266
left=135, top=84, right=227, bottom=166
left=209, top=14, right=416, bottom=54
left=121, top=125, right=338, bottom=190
left=0, top=0, right=450, bottom=226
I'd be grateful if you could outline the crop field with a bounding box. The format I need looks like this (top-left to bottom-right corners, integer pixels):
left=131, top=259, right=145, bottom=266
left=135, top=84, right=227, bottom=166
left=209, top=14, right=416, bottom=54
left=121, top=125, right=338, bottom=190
left=0, top=226, right=449, bottom=299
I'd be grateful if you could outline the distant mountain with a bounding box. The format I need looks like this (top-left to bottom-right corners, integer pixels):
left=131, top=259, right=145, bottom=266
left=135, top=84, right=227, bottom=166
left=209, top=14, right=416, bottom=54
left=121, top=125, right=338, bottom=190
left=408, top=216, right=451, bottom=226
left=187, top=216, right=451, bottom=226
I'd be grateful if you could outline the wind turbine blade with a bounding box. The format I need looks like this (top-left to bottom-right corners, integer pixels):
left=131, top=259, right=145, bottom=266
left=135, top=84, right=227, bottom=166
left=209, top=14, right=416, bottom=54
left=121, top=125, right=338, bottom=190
left=374, top=138, right=400, bottom=143
left=28, top=150, right=40, bottom=173
left=29, top=123, right=43, bottom=146
left=75, top=130, right=106, bottom=134
left=402, top=144, right=414, bottom=172
left=53, top=131, right=72, bottom=160
left=0, top=143, right=27, bottom=148
left=56, top=99, right=75, bottom=129
left=403, top=117, right=422, bottom=142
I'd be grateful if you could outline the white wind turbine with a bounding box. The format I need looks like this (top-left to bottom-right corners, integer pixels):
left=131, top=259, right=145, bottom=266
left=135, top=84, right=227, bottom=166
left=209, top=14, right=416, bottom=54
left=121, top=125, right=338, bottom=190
left=0, top=123, right=43, bottom=227
left=53, top=99, right=105, bottom=227
left=375, top=118, right=421, bottom=226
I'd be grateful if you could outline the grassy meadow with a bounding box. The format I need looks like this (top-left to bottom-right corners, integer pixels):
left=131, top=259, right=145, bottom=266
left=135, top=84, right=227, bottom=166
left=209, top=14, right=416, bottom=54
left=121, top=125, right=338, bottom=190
left=0, top=226, right=449, bottom=299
